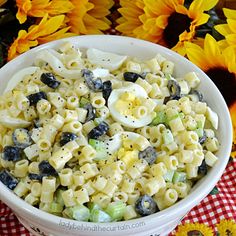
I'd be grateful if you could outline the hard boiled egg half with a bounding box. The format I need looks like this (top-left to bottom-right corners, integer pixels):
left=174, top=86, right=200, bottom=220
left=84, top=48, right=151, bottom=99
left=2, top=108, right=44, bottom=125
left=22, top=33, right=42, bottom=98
left=108, top=83, right=156, bottom=128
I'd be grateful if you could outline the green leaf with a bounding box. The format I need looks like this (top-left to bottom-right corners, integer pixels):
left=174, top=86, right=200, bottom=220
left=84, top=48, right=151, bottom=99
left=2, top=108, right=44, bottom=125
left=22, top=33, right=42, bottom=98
left=209, top=186, right=219, bottom=195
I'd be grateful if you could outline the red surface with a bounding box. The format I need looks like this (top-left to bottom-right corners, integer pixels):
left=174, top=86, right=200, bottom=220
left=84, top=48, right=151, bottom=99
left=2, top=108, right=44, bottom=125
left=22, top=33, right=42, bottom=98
left=1, top=159, right=235, bottom=236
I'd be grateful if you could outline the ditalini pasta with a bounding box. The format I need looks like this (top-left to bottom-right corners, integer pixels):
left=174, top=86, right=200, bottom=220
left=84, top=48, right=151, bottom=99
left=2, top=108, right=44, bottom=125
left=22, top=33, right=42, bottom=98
left=0, top=43, right=219, bottom=222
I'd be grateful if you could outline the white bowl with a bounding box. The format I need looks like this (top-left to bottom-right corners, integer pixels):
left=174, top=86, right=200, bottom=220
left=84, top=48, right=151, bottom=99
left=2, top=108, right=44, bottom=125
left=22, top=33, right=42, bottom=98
left=0, top=35, right=232, bottom=236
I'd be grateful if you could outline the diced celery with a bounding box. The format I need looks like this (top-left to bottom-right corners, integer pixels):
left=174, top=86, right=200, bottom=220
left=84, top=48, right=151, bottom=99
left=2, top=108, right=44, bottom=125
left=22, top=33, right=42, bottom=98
left=55, top=189, right=65, bottom=206
left=164, top=170, right=175, bottom=182
left=80, top=97, right=89, bottom=107
left=105, top=201, right=126, bottom=221
left=71, top=205, right=90, bottom=221
left=89, top=139, right=108, bottom=161
left=172, top=171, right=187, bottom=184
left=196, top=121, right=204, bottom=129
left=165, top=74, right=172, bottom=80
left=151, top=111, right=167, bottom=126
left=49, top=202, right=64, bottom=213
left=62, top=208, right=73, bottom=219
left=90, top=209, right=112, bottom=223
left=163, top=129, right=174, bottom=144
left=179, top=112, right=185, bottom=120
left=87, top=202, right=101, bottom=211
left=195, top=128, right=204, bottom=137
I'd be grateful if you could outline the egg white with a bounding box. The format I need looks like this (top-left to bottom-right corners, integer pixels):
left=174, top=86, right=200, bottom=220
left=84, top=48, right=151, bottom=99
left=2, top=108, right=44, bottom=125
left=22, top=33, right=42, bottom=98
left=108, top=83, right=155, bottom=128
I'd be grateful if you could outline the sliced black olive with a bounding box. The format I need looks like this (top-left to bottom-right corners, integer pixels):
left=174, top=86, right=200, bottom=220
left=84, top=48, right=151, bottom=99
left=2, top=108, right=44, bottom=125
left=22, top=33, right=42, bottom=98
left=123, top=72, right=143, bottom=82
left=198, top=159, right=208, bottom=176
left=38, top=161, right=58, bottom=177
left=12, top=128, right=32, bottom=149
left=27, top=91, right=47, bottom=106
left=60, top=132, right=78, bottom=146
left=190, top=90, right=204, bottom=102
left=199, top=130, right=207, bottom=144
left=81, top=69, right=103, bottom=92
left=28, top=173, right=43, bottom=181
left=84, top=103, right=96, bottom=122
left=88, top=121, right=109, bottom=140
left=102, top=80, right=112, bottom=101
left=40, top=73, right=61, bottom=89
left=138, top=146, right=158, bottom=165
left=135, top=195, right=158, bottom=216
left=163, top=95, right=182, bottom=104
left=3, top=146, right=21, bottom=162
left=0, top=170, right=18, bottom=190
left=167, top=79, right=181, bottom=98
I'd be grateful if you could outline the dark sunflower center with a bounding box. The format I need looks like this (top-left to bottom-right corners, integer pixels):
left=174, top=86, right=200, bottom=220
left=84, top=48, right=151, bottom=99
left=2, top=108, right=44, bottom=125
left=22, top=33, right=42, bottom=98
left=206, top=68, right=236, bottom=107
left=163, top=12, right=191, bottom=48
left=187, top=230, right=203, bottom=236
left=226, top=229, right=233, bottom=236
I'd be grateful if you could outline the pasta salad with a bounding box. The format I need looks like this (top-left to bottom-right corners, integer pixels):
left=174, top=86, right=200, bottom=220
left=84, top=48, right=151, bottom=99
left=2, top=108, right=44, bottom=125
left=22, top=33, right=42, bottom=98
left=0, top=42, right=219, bottom=222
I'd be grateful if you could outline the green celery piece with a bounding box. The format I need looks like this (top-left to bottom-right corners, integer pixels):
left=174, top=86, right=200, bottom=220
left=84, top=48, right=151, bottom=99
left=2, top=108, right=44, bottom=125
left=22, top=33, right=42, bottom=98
left=195, top=128, right=204, bottom=137
left=89, top=139, right=108, bottom=161
left=89, top=139, right=105, bottom=151
left=80, top=97, right=89, bottom=107
left=87, top=202, right=101, bottom=211
left=172, top=171, right=187, bottom=184
left=165, top=74, right=172, bottom=80
left=90, top=209, right=112, bottom=223
left=163, top=129, right=174, bottom=144
left=55, top=189, right=65, bottom=206
left=164, top=170, right=175, bottom=182
left=179, top=112, right=185, bottom=119
left=62, top=208, right=73, bottom=219
left=152, top=111, right=167, bottom=125
left=49, top=202, right=64, bottom=213
left=196, top=120, right=204, bottom=129
left=105, top=201, right=126, bottom=221
left=71, top=205, right=90, bottom=221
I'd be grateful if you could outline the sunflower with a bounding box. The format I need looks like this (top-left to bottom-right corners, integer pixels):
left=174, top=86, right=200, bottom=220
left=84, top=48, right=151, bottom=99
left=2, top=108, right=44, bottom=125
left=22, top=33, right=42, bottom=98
left=116, top=0, right=149, bottom=39
left=141, top=0, right=219, bottom=55
left=16, top=0, right=74, bottom=24
left=185, top=34, right=236, bottom=157
left=216, top=219, right=236, bottom=236
left=67, top=0, right=114, bottom=35
left=215, top=8, right=236, bottom=47
left=8, top=14, right=75, bottom=61
left=116, top=0, right=218, bottom=55
left=175, top=222, right=214, bottom=236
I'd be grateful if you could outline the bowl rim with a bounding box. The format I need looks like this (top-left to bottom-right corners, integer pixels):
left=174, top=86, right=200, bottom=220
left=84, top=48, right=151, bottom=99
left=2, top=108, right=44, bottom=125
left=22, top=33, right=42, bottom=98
left=0, top=35, right=233, bottom=228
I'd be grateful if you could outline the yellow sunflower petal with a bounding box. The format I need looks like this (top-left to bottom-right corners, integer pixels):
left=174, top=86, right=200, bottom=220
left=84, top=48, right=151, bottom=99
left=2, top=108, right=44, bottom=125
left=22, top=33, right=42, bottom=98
left=223, top=8, right=236, bottom=20
left=222, top=46, right=236, bottom=74
left=29, top=15, right=65, bottom=39
left=226, top=34, right=236, bottom=46
left=194, top=13, right=209, bottom=26
left=189, top=0, right=218, bottom=14
left=215, top=24, right=232, bottom=36
left=185, top=41, right=209, bottom=71
left=216, top=219, right=236, bottom=236
left=16, top=0, right=32, bottom=24
left=175, top=222, right=214, bottom=236
left=38, top=27, right=75, bottom=44
left=227, top=19, right=236, bottom=34
left=204, top=34, right=222, bottom=68
left=67, top=0, right=112, bottom=35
